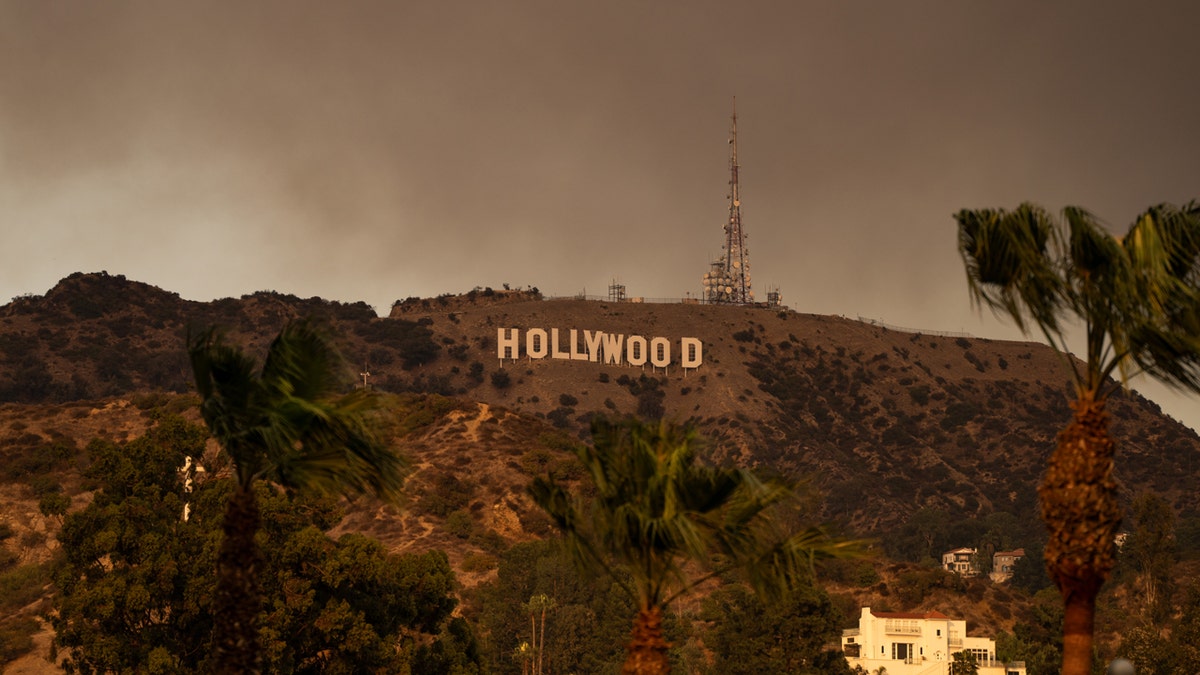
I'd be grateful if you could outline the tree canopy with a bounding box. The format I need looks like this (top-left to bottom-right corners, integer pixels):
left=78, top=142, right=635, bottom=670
left=52, top=414, right=476, bottom=674
left=189, top=320, right=407, bottom=672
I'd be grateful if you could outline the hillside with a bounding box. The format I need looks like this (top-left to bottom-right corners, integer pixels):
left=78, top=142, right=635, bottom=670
left=4, top=272, right=1200, bottom=672
left=4, top=272, right=1197, bottom=535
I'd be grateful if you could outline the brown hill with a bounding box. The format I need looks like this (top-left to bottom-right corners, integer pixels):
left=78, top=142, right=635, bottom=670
left=4, top=272, right=1199, bottom=537
left=3, top=272, right=1200, bottom=671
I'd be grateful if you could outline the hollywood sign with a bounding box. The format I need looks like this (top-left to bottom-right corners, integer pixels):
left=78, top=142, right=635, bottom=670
left=497, top=328, right=703, bottom=369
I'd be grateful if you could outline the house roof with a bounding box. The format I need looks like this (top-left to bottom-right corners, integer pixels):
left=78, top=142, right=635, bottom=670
left=943, top=547, right=975, bottom=555
left=870, top=609, right=951, bottom=620
left=994, top=548, right=1026, bottom=557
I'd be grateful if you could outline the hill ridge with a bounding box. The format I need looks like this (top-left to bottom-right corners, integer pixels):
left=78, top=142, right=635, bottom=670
left=2, top=271, right=1198, bottom=536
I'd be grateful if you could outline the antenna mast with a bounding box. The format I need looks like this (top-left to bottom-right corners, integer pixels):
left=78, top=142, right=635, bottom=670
left=702, top=97, right=753, bottom=304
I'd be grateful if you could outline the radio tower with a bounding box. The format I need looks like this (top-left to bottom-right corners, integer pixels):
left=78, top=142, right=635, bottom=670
left=702, top=97, right=753, bottom=304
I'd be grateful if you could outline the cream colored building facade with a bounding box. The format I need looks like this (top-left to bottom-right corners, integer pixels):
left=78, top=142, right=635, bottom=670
left=841, top=607, right=1026, bottom=675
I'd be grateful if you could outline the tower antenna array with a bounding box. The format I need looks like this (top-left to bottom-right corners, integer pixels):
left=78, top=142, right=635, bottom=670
left=702, top=97, right=753, bottom=304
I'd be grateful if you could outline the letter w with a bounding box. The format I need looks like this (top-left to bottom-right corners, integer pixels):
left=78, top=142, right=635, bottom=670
left=601, top=333, right=624, bottom=365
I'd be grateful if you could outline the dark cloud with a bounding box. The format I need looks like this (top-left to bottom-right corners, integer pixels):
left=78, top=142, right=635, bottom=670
left=2, top=0, right=1199, bottom=425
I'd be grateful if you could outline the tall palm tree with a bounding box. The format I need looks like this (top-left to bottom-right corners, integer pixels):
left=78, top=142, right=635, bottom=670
left=955, top=202, right=1200, bottom=675
left=529, top=417, right=858, bottom=675
left=189, top=320, right=406, bottom=674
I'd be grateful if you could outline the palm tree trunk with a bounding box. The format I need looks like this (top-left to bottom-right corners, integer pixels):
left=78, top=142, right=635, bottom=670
left=622, top=605, right=670, bottom=675
left=538, top=606, right=547, bottom=675
left=530, top=612, right=537, bottom=675
left=1038, top=395, right=1120, bottom=675
left=212, top=485, right=264, bottom=675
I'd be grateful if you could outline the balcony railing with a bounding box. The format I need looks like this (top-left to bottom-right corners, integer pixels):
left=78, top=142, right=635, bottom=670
left=884, top=619, right=921, bottom=635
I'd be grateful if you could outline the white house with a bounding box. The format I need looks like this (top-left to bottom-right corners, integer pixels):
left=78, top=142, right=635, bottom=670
left=841, top=607, right=1026, bottom=675
left=942, top=547, right=979, bottom=576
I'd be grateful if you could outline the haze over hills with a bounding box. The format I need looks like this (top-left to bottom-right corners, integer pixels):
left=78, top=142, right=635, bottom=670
left=4, top=271, right=1198, bottom=538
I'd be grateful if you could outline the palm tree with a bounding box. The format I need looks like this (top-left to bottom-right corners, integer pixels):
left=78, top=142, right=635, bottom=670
left=955, top=202, right=1200, bottom=675
left=529, top=417, right=858, bottom=675
left=523, top=593, right=555, bottom=675
left=189, top=320, right=406, bottom=674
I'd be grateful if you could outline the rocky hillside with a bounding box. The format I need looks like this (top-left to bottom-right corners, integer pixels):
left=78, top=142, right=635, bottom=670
left=3, top=272, right=1199, bottom=536
left=3, top=272, right=1199, bottom=672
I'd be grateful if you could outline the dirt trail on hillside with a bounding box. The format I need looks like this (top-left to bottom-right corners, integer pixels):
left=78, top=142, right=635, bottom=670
left=457, top=403, right=491, bottom=443
left=3, top=620, right=61, bottom=674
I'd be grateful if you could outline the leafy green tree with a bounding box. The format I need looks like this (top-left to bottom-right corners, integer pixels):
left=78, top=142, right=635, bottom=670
left=53, top=414, right=469, bottom=674
left=1115, top=625, right=1174, bottom=675
left=1009, top=544, right=1052, bottom=594
left=37, top=491, right=71, bottom=520
left=188, top=320, right=407, bottom=673
left=1121, top=493, right=1177, bottom=621
left=1168, top=587, right=1200, bottom=673
left=955, top=201, right=1200, bottom=675
left=411, top=617, right=485, bottom=675
left=699, top=583, right=851, bottom=674
left=52, top=415, right=212, bottom=674
left=529, top=418, right=859, bottom=675
left=886, top=507, right=953, bottom=563
left=477, top=539, right=633, bottom=674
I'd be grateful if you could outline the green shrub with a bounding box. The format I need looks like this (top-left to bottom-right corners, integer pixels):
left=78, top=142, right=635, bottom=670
left=445, top=510, right=474, bottom=539
left=546, top=407, right=573, bottom=428
left=0, top=564, right=49, bottom=614
left=27, top=476, right=59, bottom=497
left=0, top=617, right=38, bottom=666
left=490, top=370, right=511, bottom=389
left=520, top=448, right=554, bottom=474
left=537, top=432, right=581, bottom=454
left=468, top=362, right=484, bottom=383
left=39, top=492, right=71, bottom=518
left=459, top=553, right=497, bottom=574
left=908, top=385, right=931, bottom=406
left=416, top=471, right=474, bottom=517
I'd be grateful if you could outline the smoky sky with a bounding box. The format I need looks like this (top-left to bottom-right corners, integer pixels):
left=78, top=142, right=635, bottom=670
left=2, top=1, right=1199, bottom=427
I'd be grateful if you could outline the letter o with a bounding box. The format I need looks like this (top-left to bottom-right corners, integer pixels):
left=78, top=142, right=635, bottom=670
left=650, top=337, right=670, bottom=368
left=526, top=328, right=548, bottom=359
left=627, top=336, right=647, bottom=366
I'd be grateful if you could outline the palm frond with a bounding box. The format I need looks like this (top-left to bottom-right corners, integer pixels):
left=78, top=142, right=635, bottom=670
left=189, top=319, right=406, bottom=500
left=529, top=416, right=859, bottom=612
left=955, top=203, right=1064, bottom=335
left=1118, top=203, right=1200, bottom=392
left=958, top=201, right=1200, bottom=399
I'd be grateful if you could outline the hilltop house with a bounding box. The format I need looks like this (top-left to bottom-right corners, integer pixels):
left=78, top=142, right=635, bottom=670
left=942, top=547, right=978, bottom=576
left=941, top=547, right=1027, bottom=582
left=990, top=549, right=1026, bottom=583
left=842, top=607, right=1026, bottom=675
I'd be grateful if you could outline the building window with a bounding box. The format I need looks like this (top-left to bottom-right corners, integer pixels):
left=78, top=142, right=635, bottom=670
left=968, top=648, right=991, bottom=665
